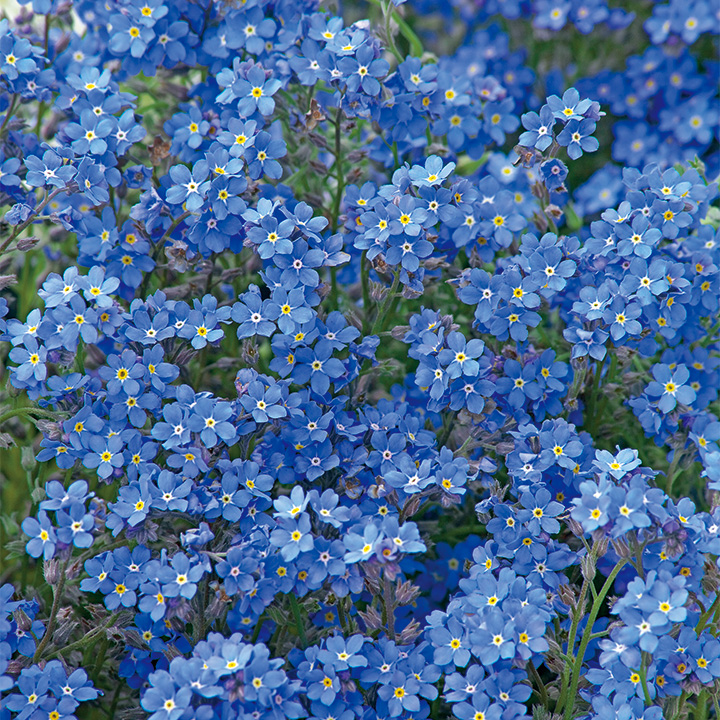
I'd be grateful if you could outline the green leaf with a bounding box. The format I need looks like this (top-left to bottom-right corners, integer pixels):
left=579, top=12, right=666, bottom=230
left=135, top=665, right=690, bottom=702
left=565, top=203, right=583, bottom=232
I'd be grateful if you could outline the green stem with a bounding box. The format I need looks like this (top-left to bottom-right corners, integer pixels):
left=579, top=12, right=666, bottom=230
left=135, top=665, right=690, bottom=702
left=562, top=558, right=628, bottom=720
left=107, top=684, right=122, bottom=720
left=556, top=573, right=591, bottom=715
left=0, top=187, right=70, bottom=257
left=0, top=406, right=59, bottom=425
left=665, top=445, right=685, bottom=497
left=585, top=353, right=606, bottom=434
left=370, top=270, right=400, bottom=336
left=43, top=15, right=51, bottom=56
left=337, top=598, right=350, bottom=634
left=288, top=593, right=308, bottom=648
left=250, top=615, right=266, bottom=644
left=695, top=690, right=708, bottom=720
left=383, top=572, right=396, bottom=641
left=34, top=101, right=47, bottom=137
left=92, top=635, right=109, bottom=683
left=32, top=557, right=69, bottom=663
left=137, top=210, right=192, bottom=298
left=0, top=94, right=19, bottom=135
left=331, top=107, right=344, bottom=233
left=592, top=352, right=617, bottom=426
left=328, top=106, right=345, bottom=310
left=670, top=691, right=688, bottom=720
left=639, top=654, right=652, bottom=706
left=698, top=320, right=720, bottom=348
left=527, top=659, right=549, bottom=709
left=437, top=411, right=457, bottom=448
left=368, top=0, right=423, bottom=57
left=46, top=614, right=118, bottom=659
left=360, top=251, right=371, bottom=334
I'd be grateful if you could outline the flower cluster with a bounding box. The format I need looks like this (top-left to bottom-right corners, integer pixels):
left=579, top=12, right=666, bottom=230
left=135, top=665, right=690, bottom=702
left=0, top=1, right=717, bottom=720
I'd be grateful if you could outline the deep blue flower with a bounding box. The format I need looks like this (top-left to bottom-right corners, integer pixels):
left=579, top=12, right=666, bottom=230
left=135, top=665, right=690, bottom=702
left=518, top=105, right=556, bottom=151
left=557, top=118, right=599, bottom=159
left=539, top=158, right=568, bottom=190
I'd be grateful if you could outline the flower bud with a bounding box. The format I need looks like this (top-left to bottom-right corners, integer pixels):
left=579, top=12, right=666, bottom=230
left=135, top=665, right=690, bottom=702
left=532, top=211, right=549, bottom=233
left=17, top=236, right=40, bottom=251
left=611, top=538, right=631, bottom=558
left=53, top=607, right=76, bottom=647
left=397, top=619, right=422, bottom=645
left=307, top=133, right=328, bottom=150
left=400, top=494, right=421, bottom=520
left=35, top=420, right=61, bottom=439
left=358, top=606, right=383, bottom=632
left=21, top=446, right=37, bottom=472
left=401, top=284, right=422, bottom=300
left=545, top=203, right=563, bottom=220
left=702, top=559, right=720, bottom=596
left=309, top=159, right=328, bottom=176
left=594, top=537, right=610, bottom=558
left=6, top=659, right=25, bottom=677
left=531, top=706, right=551, bottom=720
left=347, top=167, right=364, bottom=184
left=44, top=559, right=60, bottom=585
left=581, top=554, right=596, bottom=582
left=363, top=563, right=382, bottom=595
left=14, top=609, right=32, bottom=632
left=394, top=580, right=420, bottom=606
left=557, top=584, right=576, bottom=607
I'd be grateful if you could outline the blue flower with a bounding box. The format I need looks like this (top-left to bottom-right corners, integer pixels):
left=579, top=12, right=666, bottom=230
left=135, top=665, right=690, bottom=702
left=21, top=511, right=57, bottom=559
left=439, top=332, right=485, bottom=379
left=518, top=105, right=556, bottom=151
left=563, top=324, right=609, bottom=361
left=166, top=160, right=210, bottom=212
left=539, top=158, right=568, bottom=190
left=9, top=336, right=47, bottom=384
left=318, top=634, right=367, bottom=671
left=557, top=118, right=599, bottom=159
left=338, top=44, right=388, bottom=96
left=270, top=514, right=314, bottom=561
left=408, top=155, right=456, bottom=187
left=140, top=669, right=191, bottom=720
left=246, top=130, right=286, bottom=180
left=109, top=13, right=156, bottom=58
left=158, top=553, right=204, bottom=600
left=646, top=363, right=696, bottom=413
left=187, top=398, right=236, bottom=448
left=231, top=63, right=282, bottom=117
left=519, top=487, right=564, bottom=534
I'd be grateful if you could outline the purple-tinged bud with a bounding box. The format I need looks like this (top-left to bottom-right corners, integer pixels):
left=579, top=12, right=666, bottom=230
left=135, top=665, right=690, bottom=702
left=44, top=559, right=60, bottom=585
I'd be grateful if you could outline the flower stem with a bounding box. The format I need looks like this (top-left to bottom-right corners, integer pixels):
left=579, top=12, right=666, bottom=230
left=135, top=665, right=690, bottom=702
left=368, top=0, right=423, bottom=58
left=360, top=251, right=371, bottom=334
left=696, top=592, right=720, bottom=635
left=555, top=572, right=591, bottom=715
left=0, top=94, right=19, bottom=136
left=0, top=406, right=59, bottom=426
left=370, top=270, right=400, bottom=337
left=527, top=659, right=549, bottom=709
left=562, top=558, right=628, bottom=720
left=32, top=557, right=69, bottom=663
left=665, top=445, right=685, bottom=497
left=288, top=593, right=308, bottom=648
left=383, top=571, right=396, bottom=641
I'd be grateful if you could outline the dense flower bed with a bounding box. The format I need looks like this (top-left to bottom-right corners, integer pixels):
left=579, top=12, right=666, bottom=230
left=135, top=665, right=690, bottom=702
left=0, top=1, right=718, bottom=719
